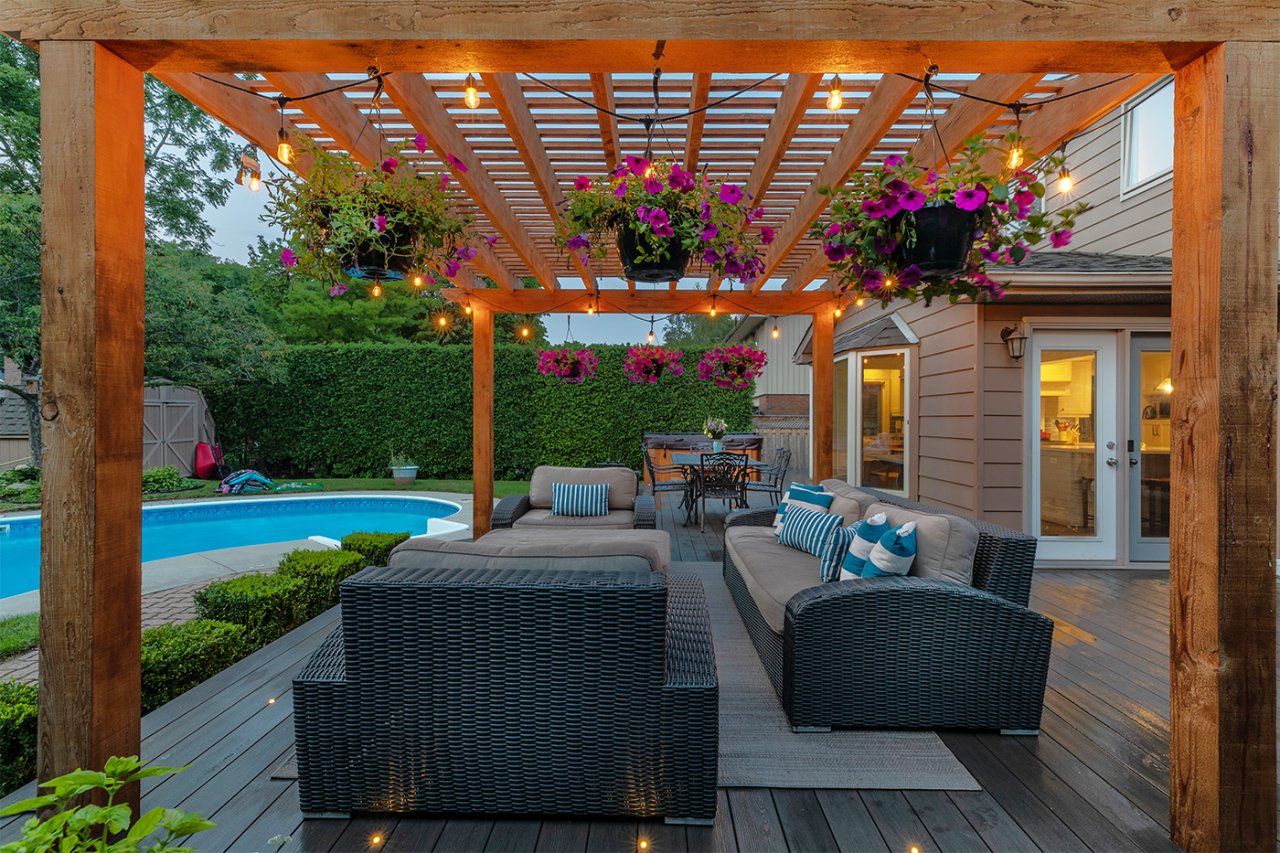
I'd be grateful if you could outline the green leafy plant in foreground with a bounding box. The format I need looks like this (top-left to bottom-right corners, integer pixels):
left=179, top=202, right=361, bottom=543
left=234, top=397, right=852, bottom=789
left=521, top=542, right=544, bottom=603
left=0, top=755, right=214, bottom=853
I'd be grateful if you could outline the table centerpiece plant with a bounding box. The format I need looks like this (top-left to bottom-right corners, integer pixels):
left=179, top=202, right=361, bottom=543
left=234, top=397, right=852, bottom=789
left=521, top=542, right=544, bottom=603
left=697, top=344, right=768, bottom=392
left=622, top=345, right=685, bottom=384
left=265, top=137, right=485, bottom=297
left=812, top=131, right=1088, bottom=306
left=535, top=347, right=600, bottom=385
left=703, top=416, right=729, bottom=452
left=557, top=156, right=773, bottom=285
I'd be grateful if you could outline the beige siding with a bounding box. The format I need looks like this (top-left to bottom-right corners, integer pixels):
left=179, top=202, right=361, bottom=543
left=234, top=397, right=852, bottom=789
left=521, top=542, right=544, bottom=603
left=748, top=315, right=811, bottom=398
left=0, top=437, right=30, bottom=470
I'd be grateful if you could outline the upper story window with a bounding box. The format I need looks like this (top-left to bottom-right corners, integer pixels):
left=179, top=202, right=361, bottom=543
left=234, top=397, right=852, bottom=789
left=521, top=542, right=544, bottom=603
left=1121, top=80, right=1174, bottom=193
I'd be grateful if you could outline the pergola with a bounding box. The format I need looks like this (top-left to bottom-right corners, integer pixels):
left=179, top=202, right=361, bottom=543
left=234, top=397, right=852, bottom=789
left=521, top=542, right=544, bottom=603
left=3, top=4, right=1277, bottom=849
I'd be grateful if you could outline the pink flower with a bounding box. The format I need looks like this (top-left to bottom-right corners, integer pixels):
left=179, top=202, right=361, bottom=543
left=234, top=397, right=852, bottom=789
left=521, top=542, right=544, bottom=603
left=625, top=155, right=650, bottom=177
left=668, top=166, right=696, bottom=192
left=1050, top=229, right=1072, bottom=248
left=884, top=178, right=911, bottom=196
left=884, top=154, right=905, bottom=169
left=614, top=182, right=628, bottom=199
left=954, top=185, right=989, bottom=211
left=413, top=133, right=428, bottom=154
left=719, top=183, right=743, bottom=205
left=700, top=224, right=719, bottom=241
left=647, top=208, right=669, bottom=229
left=439, top=173, right=452, bottom=189
left=574, top=175, right=592, bottom=191
left=759, top=225, right=775, bottom=245
left=652, top=221, right=675, bottom=238
left=703, top=249, right=721, bottom=265
left=699, top=201, right=712, bottom=222
left=456, top=245, right=478, bottom=261
left=445, top=153, right=468, bottom=173
left=486, top=234, right=500, bottom=247
left=1013, top=189, right=1036, bottom=208
left=643, top=177, right=663, bottom=194
left=825, top=222, right=842, bottom=238
left=380, top=157, right=398, bottom=173
left=373, top=215, right=387, bottom=233
left=329, top=283, right=348, bottom=298
left=280, top=248, right=297, bottom=268
left=823, top=242, right=848, bottom=262
left=566, top=234, right=590, bottom=253
left=444, top=259, right=461, bottom=277
left=899, top=189, right=927, bottom=211
left=636, top=205, right=650, bottom=222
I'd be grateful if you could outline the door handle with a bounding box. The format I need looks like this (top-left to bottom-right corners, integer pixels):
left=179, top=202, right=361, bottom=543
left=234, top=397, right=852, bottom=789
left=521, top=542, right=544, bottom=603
left=1129, top=457, right=1139, bottom=467
left=1106, top=457, right=1119, bottom=467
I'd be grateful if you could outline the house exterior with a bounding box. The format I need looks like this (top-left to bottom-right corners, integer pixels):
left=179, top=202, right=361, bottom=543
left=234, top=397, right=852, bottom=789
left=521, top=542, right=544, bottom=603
left=781, top=77, right=1198, bottom=567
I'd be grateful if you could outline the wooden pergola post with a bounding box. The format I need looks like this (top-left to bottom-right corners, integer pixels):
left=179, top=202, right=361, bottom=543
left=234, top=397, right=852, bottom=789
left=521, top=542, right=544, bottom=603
left=472, top=303, right=495, bottom=537
left=1170, top=41, right=1280, bottom=852
left=37, top=42, right=146, bottom=807
left=811, top=309, right=834, bottom=482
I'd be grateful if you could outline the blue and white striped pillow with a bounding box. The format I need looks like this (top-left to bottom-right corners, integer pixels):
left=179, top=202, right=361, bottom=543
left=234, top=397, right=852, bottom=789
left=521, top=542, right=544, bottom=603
left=550, top=482, right=610, bottom=517
left=819, top=525, right=856, bottom=582
left=773, top=484, right=835, bottom=534
left=778, top=505, right=843, bottom=558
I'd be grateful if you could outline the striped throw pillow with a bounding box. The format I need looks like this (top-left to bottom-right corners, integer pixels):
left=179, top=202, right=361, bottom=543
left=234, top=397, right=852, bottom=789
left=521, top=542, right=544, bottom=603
left=773, top=484, right=836, bottom=534
left=778, top=505, right=843, bottom=558
left=550, top=482, right=610, bottom=517
left=819, top=524, right=856, bottom=582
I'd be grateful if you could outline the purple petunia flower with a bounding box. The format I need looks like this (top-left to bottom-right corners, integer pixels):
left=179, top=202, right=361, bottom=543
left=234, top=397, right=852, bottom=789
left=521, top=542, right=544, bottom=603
left=897, top=264, right=924, bottom=287
left=329, top=283, right=348, bottom=298
left=652, top=221, right=675, bottom=238
left=615, top=182, right=628, bottom=199
left=873, top=236, right=897, bottom=255
left=719, top=183, right=743, bottom=205
left=884, top=154, right=905, bottom=169
left=700, top=224, right=719, bottom=241
left=445, top=153, right=469, bottom=173
left=566, top=234, right=590, bottom=253
left=825, top=222, right=843, bottom=238
left=373, top=215, right=387, bottom=233
left=625, top=155, right=650, bottom=177
left=456, top=245, right=478, bottom=261
left=444, top=259, right=461, bottom=278
left=643, top=177, right=663, bottom=194
left=668, top=166, right=696, bottom=192
left=759, top=225, right=775, bottom=245
left=486, top=234, right=500, bottom=247
left=884, top=178, right=911, bottom=196
left=439, top=173, right=452, bottom=189
left=574, top=175, right=592, bottom=191
left=414, top=133, right=428, bottom=154
left=699, top=201, right=712, bottom=222
left=703, top=249, right=721, bottom=265
left=636, top=205, right=650, bottom=222
left=280, top=248, right=297, bottom=268
left=648, top=208, right=669, bottom=229
left=954, top=185, right=989, bottom=211
left=899, top=189, right=927, bottom=211
left=1050, top=229, right=1073, bottom=248
left=823, top=242, right=848, bottom=262
left=380, top=157, right=398, bottom=173
left=1013, top=189, right=1036, bottom=208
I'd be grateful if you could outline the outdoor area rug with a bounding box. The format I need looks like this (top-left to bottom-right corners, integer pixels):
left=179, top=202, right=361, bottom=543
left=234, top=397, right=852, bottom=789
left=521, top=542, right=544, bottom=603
left=680, top=561, right=980, bottom=791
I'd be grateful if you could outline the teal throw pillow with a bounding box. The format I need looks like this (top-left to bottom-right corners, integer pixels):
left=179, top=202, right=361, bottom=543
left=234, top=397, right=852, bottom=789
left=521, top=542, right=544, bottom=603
left=863, top=522, right=918, bottom=577
left=840, top=512, right=887, bottom=580
left=773, top=484, right=835, bottom=534
left=778, top=505, right=843, bottom=558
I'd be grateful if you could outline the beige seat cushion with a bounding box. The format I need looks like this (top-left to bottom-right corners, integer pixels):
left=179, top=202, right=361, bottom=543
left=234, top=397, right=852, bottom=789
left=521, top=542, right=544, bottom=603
left=865, top=502, right=979, bottom=586
left=391, top=528, right=670, bottom=573
left=529, top=466, right=637, bottom=510
left=513, top=508, right=636, bottom=530
left=725, top=526, right=823, bottom=633
left=820, top=479, right=880, bottom=526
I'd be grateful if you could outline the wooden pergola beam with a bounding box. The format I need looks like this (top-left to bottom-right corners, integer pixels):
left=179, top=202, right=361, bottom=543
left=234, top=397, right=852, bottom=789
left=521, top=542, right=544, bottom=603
left=590, top=73, right=621, bottom=171
left=754, top=74, right=921, bottom=290
left=745, top=73, right=821, bottom=207
left=684, top=72, right=712, bottom=172
left=383, top=72, right=560, bottom=290
left=440, top=287, right=838, bottom=315
left=907, top=73, right=1045, bottom=170
left=483, top=72, right=596, bottom=291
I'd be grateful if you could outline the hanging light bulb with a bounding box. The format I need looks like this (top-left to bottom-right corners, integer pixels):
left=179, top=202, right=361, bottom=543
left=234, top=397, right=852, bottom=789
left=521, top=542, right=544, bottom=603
left=856, top=296, right=866, bottom=307
left=276, top=129, right=293, bottom=165
left=826, top=75, right=844, bottom=112
left=1057, top=166, right=1074, bottom=194
left=413, top=274, right=424, bottom=288
left=520, top=325, right=531, bottom=339
left=437, top=315, right=449, bottom=328
left=587, top=302, right=596, bottom=315
left=370, top=282, right=383, bottom=297
left=834, top=304, right=843, bottom=318
left=463, top=302, right=473, bottom=316
left=709, top=295, right=718, bottom=318
left=771, top=322, right=780, bottom=340
left=647, top=327, right=656, bottom=344
left=248, top=170, right=261, bottom=192
left=464, top=73, right=481, bottom=109
left=1006, top=143, right=1025, bottom=171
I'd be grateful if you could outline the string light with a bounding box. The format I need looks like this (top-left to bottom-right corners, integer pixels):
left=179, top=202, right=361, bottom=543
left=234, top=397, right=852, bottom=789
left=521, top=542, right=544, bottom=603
left=771, top=321, right=780, bottom=339
left=248, top=172, right=261, bottom=192
left=826, top=75, right=844, bottom=112
left=275, top=96, right=294, bottom=164
left=709, top=294, right=718, bottom=318
left=587, top=302, right=596, bottom=315
left=371, top=283, right=383, bottom=297
left=856, top=296, right=866, bottom=307
left=1006, top=143, right=1025, bottom=171
left=1057, top=165, right=1074, bottom=193
left=464, top=303, right=473, bottom=316
left=464, top=73, right=481, bottom=109
left=267, top=697, right=276, bottom=705
left=520, top=326, right=531, bottom=339
left=412, top=274, right=425, bottom=288
left=371, top=835, right=382, bottom=846
left=437, top=315, right=449, bottom=328
left=834, top=304, right=843, bottom=318
left=638, top=841, right=649, bottom=851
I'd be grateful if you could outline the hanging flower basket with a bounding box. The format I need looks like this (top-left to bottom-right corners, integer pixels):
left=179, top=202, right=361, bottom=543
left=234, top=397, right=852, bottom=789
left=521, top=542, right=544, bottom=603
left=536, top=347, right=600, bottom=385
left=696, top=345, right=768, bottom=391
left=623, top=346, right=685, bottom=384
left=557, top=156, right=772, bottom=286
left=812, top=132, right=1089, bottom=305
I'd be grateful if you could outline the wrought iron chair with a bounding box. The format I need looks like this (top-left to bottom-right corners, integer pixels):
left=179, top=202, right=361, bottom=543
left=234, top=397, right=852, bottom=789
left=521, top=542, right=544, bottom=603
left=642, top=445, right=693, bottom=514
left=745, top=446, right=792, bottom=505
left=694, top=452, right=749, bottom=532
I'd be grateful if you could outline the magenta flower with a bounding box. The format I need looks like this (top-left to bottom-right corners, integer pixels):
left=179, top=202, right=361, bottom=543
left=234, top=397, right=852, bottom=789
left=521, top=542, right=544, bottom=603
left=625, top=155, right=650, bottom=177
left=884, top=154, right=905, bottom=169
left=380, top=157, right=398, bottom=173
left=652, top=221, right=675, bottom=238
left=636, top=205, right=650, bottom=222
left=1013, top=189, right=1036, bottom=208
left=456, top=245, right=479, bottom=261
left=280, top=248, right=297, bottom=268
left=884, top=178, right=911, bottom=196
left=759, top=225, right=775, bottom=245
left=823, top=242, right=848, bottom=262
left=700, top=224, right=719, bottom=241
left=566, top=234, right=590, bottom=253
left=703, top=249, right=721, bottom=265
left=647, top=208, right=670, bottom=229
left=413, top=133, right=428, bottom=154
left=373, top=215, right=387, bottom=233
left=899, top=189, right=927, bottom=211
left=444, top=258, right=461, bottom=277
left=486, top=234, right=500, bottom=248
left=574, top=175, right=592, bottom=191
left=643, top=177, right=663, bottom=194
left=873, top=236, right=897, bottom=255
left=954, top=185, right=989, bottom=211
left=719, top=183, right=744, bottom=205
left=614, top=182, right=628, bottom=199
left=897, top=264, right=923, bottom=287
left=1050, top=229, right=1072, bottom=248
left=445, top=153, right=469, bottom=174
left=329, top=283, right=348, bottom=298
left=699, top=201, right=712, bottom=222
left=439, top=173, right=452, bottom=189
left=669, top=167, right=696, bottom=192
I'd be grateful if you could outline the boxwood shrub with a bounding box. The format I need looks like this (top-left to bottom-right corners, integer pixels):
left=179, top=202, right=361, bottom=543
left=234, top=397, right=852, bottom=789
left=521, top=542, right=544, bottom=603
left=140, top=620, right=254, bottom=713
left=340, top=531, right=410, bottom=567
left=0, top=681, right=37, bottom=796
left=194, top=574, right=306, bottom=647
left=278, top=549, right=367, bottom=619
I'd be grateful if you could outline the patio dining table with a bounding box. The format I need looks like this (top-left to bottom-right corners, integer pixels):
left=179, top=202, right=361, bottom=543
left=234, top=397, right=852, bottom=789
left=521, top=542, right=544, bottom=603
left=670, top=452, right=769, bottom=524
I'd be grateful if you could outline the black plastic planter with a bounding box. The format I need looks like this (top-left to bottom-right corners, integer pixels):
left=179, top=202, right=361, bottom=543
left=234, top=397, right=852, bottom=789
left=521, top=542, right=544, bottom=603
left=892, top=202, right=979, bottom=281
left=617, top=227, right=691, bottom=283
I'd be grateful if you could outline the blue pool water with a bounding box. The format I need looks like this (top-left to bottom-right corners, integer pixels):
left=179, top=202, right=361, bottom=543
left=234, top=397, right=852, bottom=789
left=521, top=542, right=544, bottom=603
left=0, top=495, right=460, bottom=599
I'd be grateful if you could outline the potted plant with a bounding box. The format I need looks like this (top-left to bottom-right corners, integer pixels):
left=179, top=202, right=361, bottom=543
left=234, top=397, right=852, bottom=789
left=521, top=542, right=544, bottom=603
left=265, top=137, right=484, bottom=296
left=703, top=416, right=729, bottom=453
left=697, top=345, right=768, bottom=391
left=536, top=347, right=600, bottom=384
left=388, top=452, right=419, bottom=485
left=623, top=345, right=685, bottom=384
left=812, top=132, right=1088, bottom=305
left=557, top=156, right=773, bottom=285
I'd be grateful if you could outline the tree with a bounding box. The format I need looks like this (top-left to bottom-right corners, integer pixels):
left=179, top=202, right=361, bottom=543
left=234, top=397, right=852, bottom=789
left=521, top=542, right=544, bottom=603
left=0, top=193, right=42, bottom=464
left=662, top=313, right=738, bottom=347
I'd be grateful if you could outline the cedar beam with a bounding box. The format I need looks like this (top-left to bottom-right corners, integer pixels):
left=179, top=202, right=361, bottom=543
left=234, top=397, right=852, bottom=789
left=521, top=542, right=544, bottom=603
left=745, top=73, right=821, bottom=206
left=38, top=41, right=145, bottom=808
left=472, top=303, right=495, bottom=537
left=907, top=73, right=1045, bottom=170
left=590, top=73, right=621, bottom=171
left=440, top=287, right=839, bottom=315
left=1169, top=41, right=1279, bottom=853
left=810, top=308, right=835, bottom=482
left=684, top=72, right=712, bottom=172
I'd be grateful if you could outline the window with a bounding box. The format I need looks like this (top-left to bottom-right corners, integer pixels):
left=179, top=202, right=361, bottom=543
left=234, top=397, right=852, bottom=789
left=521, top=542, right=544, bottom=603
left=1122, top=81, right=1174, bottom=193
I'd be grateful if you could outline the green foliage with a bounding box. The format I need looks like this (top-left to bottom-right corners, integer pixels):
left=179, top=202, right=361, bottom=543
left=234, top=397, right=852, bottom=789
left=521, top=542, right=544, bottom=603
left=207, top=343, right=752, bottom=479
left=0, top=681, right=37, bottom=797
left=339, top=532, right=411, bottom=567
left=0, top=465, right=40, bottom=504
left=139, top=621, right=253, bottom=714
left=277, top=549, right=367, bottom=619
left=0, top=614, right=39, bottom=660
left=0, top=755, right=214, bottom=853
left=140, top=465, right=186, bottom=494
left=193, top=574, right=305, bottom=647
left=662, top=313, right=737, bottom=347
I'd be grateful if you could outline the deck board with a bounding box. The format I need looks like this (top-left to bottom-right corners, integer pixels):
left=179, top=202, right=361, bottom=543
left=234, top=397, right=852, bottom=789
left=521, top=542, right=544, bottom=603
left=0, top=493, right=1209, bottom=851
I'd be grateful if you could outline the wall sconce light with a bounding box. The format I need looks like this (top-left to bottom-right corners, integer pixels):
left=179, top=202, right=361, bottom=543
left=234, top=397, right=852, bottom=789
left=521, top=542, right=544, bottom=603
left=1000, top=325, right=1028, bottom=361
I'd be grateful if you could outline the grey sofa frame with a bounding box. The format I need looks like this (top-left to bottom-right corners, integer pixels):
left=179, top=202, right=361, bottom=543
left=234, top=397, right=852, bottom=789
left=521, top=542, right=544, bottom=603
left=293, top=565, right=717, bottom=823
left=723, top=489, right=1053, bottom=733
left=491, top=492, right=656, bottom=529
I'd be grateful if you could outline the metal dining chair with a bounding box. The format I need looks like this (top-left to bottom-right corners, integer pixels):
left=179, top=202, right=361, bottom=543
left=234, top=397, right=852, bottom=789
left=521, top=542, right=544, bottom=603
left=642, top=445, right=693, bottom=515
left=694, top=452, right=749, bottom=531
left=746, top=446, right=792, bottom=505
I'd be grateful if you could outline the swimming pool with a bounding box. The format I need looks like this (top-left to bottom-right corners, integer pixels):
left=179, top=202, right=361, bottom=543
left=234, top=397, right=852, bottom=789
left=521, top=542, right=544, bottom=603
left=0, top=494, right=462, bottom=600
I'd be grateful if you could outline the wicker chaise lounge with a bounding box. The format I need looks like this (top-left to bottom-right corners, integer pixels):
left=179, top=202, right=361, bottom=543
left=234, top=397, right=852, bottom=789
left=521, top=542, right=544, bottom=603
left=491, top=465, right=656, bottom=529
left=293, top=561, right=718, bottom=824
left=723, top=484, right=1053, bottom=734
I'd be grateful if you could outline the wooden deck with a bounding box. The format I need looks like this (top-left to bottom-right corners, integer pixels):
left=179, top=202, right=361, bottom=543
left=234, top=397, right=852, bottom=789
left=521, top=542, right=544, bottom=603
left=0, top=495, right=1194, bottom=852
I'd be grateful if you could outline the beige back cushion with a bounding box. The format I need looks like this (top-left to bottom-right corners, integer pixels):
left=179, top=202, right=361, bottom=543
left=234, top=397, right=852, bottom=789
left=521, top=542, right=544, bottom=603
left=866, top=502, right=979, bottom=586
left=529, top=465, right=637, bottom=510
left=820, top=479, right=879, bottom=526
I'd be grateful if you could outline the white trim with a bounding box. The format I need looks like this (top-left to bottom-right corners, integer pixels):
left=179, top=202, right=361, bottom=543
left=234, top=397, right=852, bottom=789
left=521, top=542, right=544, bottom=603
left=1119, top=77, right=1175, bottom=198
left=851, top=347, right=911, bottom=498
left=890, top=312, right=920, bottom=344
left=1022, top=315, right=1170, bottom=334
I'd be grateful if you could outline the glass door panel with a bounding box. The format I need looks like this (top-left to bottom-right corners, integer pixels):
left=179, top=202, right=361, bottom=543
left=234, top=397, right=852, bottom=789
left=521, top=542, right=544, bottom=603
left=834, top=358, right=850, bottom=482
left=857, top=352, right=906, bottom=492
left=1129, top=336, right=1171, bottom=561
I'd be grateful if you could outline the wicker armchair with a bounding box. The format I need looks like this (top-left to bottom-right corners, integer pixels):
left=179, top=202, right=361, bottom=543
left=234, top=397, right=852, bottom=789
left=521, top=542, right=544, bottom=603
left=491, top=465, right=656, bottom=530
left=721, top=490, right=1052, bottom=733
left=294, top=566, right=718, bottom=823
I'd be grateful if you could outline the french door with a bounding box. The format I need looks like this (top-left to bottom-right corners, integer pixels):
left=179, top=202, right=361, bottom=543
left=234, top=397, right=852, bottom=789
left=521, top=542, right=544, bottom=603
left=1128, top=335, right=1172, bottom=562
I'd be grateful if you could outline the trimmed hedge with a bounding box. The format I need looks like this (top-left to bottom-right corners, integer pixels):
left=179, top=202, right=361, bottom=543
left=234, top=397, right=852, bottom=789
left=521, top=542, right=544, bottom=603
left=0, top=681, right=37, bottom=796
left=194, top=574, right=306, bottom=647
left=278, top=548, right=368, bottom=619
left=340, top=531, right=410, bottom=566
left=140, top=620, right=254, bottom=713
left=206, top=343, right=754, bottom=478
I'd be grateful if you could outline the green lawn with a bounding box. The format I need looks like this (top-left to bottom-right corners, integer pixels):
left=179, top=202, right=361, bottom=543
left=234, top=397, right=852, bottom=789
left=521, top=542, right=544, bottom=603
left=0, top=477, right=529, bottom=513
left=0, top=613, right=39, bottom=658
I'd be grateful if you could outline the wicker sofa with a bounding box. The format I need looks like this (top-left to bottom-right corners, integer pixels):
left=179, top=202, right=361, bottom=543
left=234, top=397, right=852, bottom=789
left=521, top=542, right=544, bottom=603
left=723, top=481, right=1052, bottom=734
left=293, top=550, right=717, bottom=823
left=492, top=465, right=656, bottom=529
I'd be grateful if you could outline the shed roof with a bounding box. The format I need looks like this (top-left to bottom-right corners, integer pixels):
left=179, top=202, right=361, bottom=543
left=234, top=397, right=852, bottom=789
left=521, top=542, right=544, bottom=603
left=0, top=394, right=28, bottom=437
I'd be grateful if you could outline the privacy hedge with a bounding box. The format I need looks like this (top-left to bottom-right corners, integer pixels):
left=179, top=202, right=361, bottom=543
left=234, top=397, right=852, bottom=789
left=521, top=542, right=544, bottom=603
left=279, top=548, right=368, bottom=618
left=140, top=620, right=254, bottom=713
left=340, top=532, right=410, bottom=566
left=207, top=343, right=753, bottom=478
left=194, top=574, right=306, bottom=647
left=0, top=681, right=37, bottom=796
